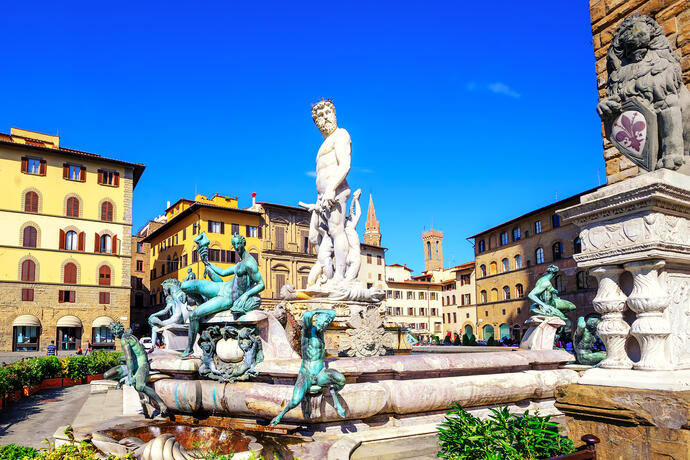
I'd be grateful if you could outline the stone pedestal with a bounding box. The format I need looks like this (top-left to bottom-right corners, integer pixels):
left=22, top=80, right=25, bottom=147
left=159, top=324, right=189, bottom=352
left=519, top=316, right=566, bottom=351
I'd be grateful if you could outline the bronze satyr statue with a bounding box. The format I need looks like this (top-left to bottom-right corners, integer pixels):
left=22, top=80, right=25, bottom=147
left=573, top=314, right=607, bottom=366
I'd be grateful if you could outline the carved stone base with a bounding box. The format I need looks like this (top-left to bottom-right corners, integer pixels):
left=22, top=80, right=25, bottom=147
left=159, top=325, right=189, bottom=352
left=519, top=316, right=566, bottom=351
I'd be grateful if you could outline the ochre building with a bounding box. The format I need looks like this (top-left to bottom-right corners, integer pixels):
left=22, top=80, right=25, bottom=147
left=129, top=219, right=163, bottom=336
left=440, top=262, right=477, bottom=339
left=470, top=190, right=599, bottom=342
left=0, top=127, right=144, bottom=352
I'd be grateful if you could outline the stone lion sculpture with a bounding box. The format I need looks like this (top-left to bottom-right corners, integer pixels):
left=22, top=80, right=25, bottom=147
left=597, top=14, right=690, bottom=171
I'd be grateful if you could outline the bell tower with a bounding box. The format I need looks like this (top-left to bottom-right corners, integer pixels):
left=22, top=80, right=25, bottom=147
left=363, top=194, right=382, bottom=246
left=422, top=229, right=443, bottom=271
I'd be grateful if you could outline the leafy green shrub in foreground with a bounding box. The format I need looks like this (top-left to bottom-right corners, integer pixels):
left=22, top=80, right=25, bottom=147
left=0, top=444, right=38, bottom=459
left=437, top=404, right=574, bottom=460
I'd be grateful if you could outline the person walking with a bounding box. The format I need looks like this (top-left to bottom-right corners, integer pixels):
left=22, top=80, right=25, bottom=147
left=46, top=340, right=57, bottom=356
left=84, top=341, right=92, bottom=356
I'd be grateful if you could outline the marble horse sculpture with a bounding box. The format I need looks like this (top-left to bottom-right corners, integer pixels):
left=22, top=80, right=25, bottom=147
left=270, top=309, right=346, bottom=425
left=179, top=232, right=265, bottom=357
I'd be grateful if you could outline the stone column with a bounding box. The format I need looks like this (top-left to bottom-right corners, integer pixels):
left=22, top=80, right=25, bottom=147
left=624, top=260, right=672, bottom=371
left=590, top=266, right=633, bottom=370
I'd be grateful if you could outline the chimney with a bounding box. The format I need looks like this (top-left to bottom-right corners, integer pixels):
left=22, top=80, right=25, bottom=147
left=166, top=200, right=171, bottom=209
left=251, top=192, right=257, bottom=207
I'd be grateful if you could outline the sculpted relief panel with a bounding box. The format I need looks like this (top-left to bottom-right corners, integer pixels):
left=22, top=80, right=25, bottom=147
left=667, top=274, right=690, bottom=369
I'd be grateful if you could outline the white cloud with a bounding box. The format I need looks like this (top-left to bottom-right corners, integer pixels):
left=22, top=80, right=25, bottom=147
left=487, top=82, right=520, bottom=98
left=305, top=171, right=317, bottom=178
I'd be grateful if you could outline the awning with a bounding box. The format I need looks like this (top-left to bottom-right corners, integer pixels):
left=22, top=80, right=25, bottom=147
left=92, top=316, right=114, bottom=328
left=56, top=315, right=82, bottom=328
left=13, top=314, right=41, bottom=327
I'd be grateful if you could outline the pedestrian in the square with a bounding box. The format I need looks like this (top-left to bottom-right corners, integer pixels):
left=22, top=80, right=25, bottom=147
left=84, top=340, right=93, bottom=356
left=46, top=340, right=57, bottom=356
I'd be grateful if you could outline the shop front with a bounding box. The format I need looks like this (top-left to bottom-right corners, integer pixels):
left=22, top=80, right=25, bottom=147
left=56, top=315, right=82, bottom=351
left=12, top=315, right=41, bottom=351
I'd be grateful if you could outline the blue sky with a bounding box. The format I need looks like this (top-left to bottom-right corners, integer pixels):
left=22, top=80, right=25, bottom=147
left=1, top=1, right=602, bottom=273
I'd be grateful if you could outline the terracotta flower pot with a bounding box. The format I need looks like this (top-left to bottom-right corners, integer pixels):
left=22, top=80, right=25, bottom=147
left=6, top=389, right=23, bottom=402
left=86, top=374, right=104, bottom=383
left=40, top=378, right=63, bottom=389
left=62, top=377, right=82, bottom=386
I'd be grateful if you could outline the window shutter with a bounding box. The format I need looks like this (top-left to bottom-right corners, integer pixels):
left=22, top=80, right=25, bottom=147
left=246, top=225, right=250, bottom=236
left=220, top=250, right=226, bottom=263
left=258, top=225, right=262, bottom=238
left=39, top=160, right=46, bottom=175
left=59, top=229, right=65, bottom=250
left=97, top=170, right=103, bottom=184
left=78, top=232, right=85, bottom=251
left=59, top=290, right=64, bottom=303
left=112, top=235, right=118, bottom=254
left=94, top=233, right=100, bottom=253
left=21, top=157, right=28, bottom=173
left=62, top=164, right=69, bottom=179
left=220, top=222, right=225, bottom=234
left=114, top=172, right=120, bottom=186
left=79, top=167, right=86, bottom=181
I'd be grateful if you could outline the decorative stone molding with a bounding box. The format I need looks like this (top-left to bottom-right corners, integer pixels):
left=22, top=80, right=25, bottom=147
left=590, top=266, right=632, bottom=370
left=625, top=260, right=672, bottom=371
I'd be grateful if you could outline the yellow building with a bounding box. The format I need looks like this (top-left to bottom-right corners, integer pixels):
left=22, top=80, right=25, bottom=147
left=144, top=194, right=262, bottom=308
left=0, top=127, right=145, bottom=352
left=441, top=262, right=477, bottom=339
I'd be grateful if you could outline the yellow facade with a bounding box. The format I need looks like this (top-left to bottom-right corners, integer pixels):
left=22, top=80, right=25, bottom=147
left=146, top=194, right=262, bottom=303
left=0, top=127, right=144, bottom=351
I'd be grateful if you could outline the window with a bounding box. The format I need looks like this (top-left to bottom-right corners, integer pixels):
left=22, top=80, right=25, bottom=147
left=514, top=254, right=522, bottom=269
left=431, top=308, right=438, bottom=316
left=574, top=237, right=582, bottom=254
left=516, top=284, right=524, bottom=297
left=407, top=307, right=414, bottom=316
left=452, top=295, right=456, bottom=305
left=554, top=274, right=566, bottom=292
left=182, top=254, right=188, bottom=267
left=377, top=255, right=382, bottom=265
left=66, top=197, right=80, bottom=217
left=503, top=286, right=510, bottom=300
left=300, top=276, right=308, bottom=289
left=478, top=240, right=485, bottom=253
left=489, top=262, right=497, bottom=275
left=275, top=273, right=286, bottom=295
left=420, top=308, right=426, bottom=316
left=99, top=266, right=111, bottom=285
left=182, top=228, right=186, bottom=240
left=500, top=232, right=508, bottom=246
left=231, top=223, right=240, bottom=235
left=442, top=297, right=445, bottom=306
left=247, top=226, right=258, bottom=237
left=58, top=290, right=76, bottom=303
left=512, top=227, right=521, bottom=242
left=64, top=164, right=85, bottom=181
left=21, top=288, right=34, bottom=301
left=192, top=222, right=200, bottom=235
left=64, top=262, right=77, bottom=284
left=208, top=221, right=223, bottom=233
left=463, top=293, right=471, bottom=305
left=100, top=234, right=112, bottom=253
left=393, top=290, right=401, bottom=299
left=275, top=227, right=285, bottom=250
left=136, top=242, right=144, bottom=253
left=480, top=264, right=486, bottom=277
left=101, top=201, right=114, bottom=221
left=430, top=292, right=436, bottom=300
left=460, top=274, right=470, bottom=285
left=22, top=226, right=37, bottom=248
left=490, top=288, right=498, bottom=302
left=24, top=191, right=39, bottom=213
left=97, top=169, right=119, bottom=186
left=21, top=157, right=45, bottom=175
left=367, top=254, right=373, bottom=264
left=407, top=291, right=414, bottom=300
left=65, top=231, right=78, bottom=251
left=502, top=258, right=509, bottom=272
left=552, top=242, right=563, bottom=261
left=535, top=220, right=542, bottom=234
left=21, top=259, right=36, bottom=281
left=552, top=214, right=561, bottom=228
left=480, top=290, right=487, bottom=304
left=99, top=292, right=110, bottom=304
left=386, top=290, right=392, bottom=299
left=536, top=247, right=544, bottom=264
left=576, top=271, right=590, bottom=289
left=93, top=326, right=114, bottom=344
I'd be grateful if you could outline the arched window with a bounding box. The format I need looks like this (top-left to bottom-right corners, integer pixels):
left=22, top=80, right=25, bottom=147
left=503, top=286, right=510, bottom=300
left=480, top=290, right=487, bottom=304
left=101, top=201, right=114, bottom=222
left=98, top=266, right=111, bottom=286
left=512, top=325, right=522, bottom=341
left=552, top=242, right=563, bottom=261
left=64, top=262, right=77, bottom=284
left=482, top=324, right=494, bottom=341
left=100, top=234, right=112, bottom=253
left=489, top=262, right=497, bottom=275
left=435, top=242, right=439, bottom=260
left=576, top=271, right=589, bottom=289
left=480, top=264, right=486, bottom=277
left=552, top=214, right=560, bottom=228
left=514, top=254, right=522, bottom=269
left=535, top=247, right=544, bottom=264
left=22, top=226, right=37, bottom=248
left=427, top=241, right=431, bottom=258
left=478, top=240, right=485, bottom=253
left=21, top=260, right=36, bottom=281
left=490, top=288, right=498, bottom=302
left=499, top=324, right=510, bottom=340
left=502, top=258, right=509, bottom=272
left=24, top=191, right=38, bottom=213
left=172, top=254, right=179, bottom=271
left=515, top=284, right=524, bottom=297
left=65, top=231, right=78, bottom=251
left=66, top=197, right=79, bottom=217
left=574, top=237, right=582, bottom=254
left=554, top=274, right=565, bottom=292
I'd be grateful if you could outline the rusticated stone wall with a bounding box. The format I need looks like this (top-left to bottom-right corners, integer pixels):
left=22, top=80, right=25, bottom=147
left=590, top=0, right=690, bottom=184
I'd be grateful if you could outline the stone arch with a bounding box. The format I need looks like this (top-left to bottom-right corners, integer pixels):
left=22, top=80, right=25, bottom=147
left=461, top=322, right=474, bottom=334
left=21, top=187, right=43, bottom=213
left=60, top=258, right=81, bottom=284
left=97, top=198, right=117, bottom=222
left=19, top=221, right=41, bottom=248
left=63, top=193, right=84, bottom=218
left=17, top=254, right=40, bottom=282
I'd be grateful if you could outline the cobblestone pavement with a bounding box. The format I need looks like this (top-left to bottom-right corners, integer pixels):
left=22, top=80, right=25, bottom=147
left=0, top=351, right=82, bottom=364
left=0, top=385, right=91, bottom=448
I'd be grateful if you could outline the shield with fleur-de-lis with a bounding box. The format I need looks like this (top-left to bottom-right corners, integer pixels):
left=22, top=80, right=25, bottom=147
left=604, top=97, right=658, bottom=172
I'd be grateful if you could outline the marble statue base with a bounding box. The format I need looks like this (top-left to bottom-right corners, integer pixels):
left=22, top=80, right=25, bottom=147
left=159, top=324, right=188, bottom=352
left=519, top=316, right=566, bottom=351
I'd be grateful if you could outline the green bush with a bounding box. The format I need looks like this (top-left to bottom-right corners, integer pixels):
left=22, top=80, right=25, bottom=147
left=85, top=350, right=121, bottom=375
left=0, top=444, right=38, bottom=459
left=437, top=404, right=574, bottom=460
left=462, top=333, right=477, bottom=346
left=486, top=337, right=499, bottom=347
left=65, top=356, right=89, bottom=380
